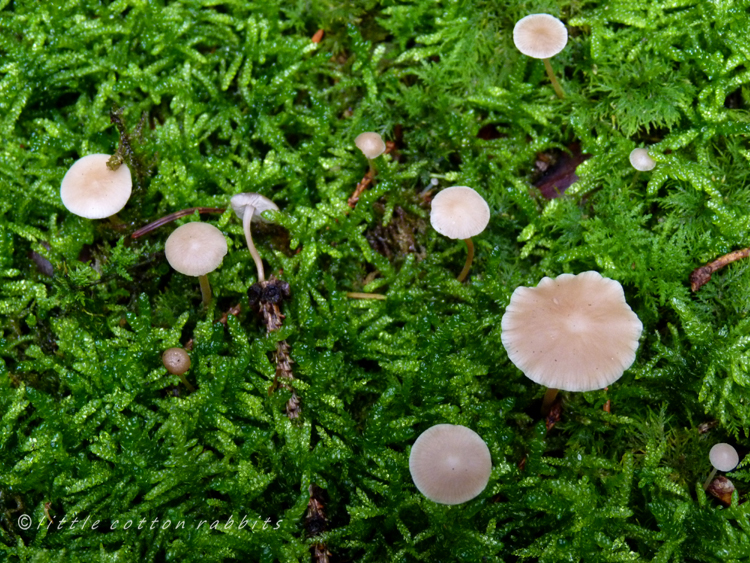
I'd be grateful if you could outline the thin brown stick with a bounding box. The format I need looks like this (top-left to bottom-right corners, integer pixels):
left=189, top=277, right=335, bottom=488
left=690, top=247, right=750, bottom=291
left=346, top=292, right=386, bottom=300
left=131, top=207, right=226, bottom=239
left=347, top=142, right=396, bottom=209
left=347, top=169, right=374, bottom=209
left=457, top=238, right=475, bottom=282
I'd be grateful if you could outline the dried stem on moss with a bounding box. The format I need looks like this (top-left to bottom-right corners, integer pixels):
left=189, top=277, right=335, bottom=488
left=131, top=207, right=226, bottom=239
left=305, top=484, right=331, bottom=563
left=690, top=247, right=750, bottom=291
left=249, top=277, right=299, bottom=419
left=107, top=107, right=151, bottom=190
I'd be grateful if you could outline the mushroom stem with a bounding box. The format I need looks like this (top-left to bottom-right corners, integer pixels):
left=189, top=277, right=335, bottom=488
left=177, top=373, right=195, bottom=392
left=108, top=214, right=126, bottom=229
left=543, top=58, right=565, bottom=99
left=703, top=468, right=718, bottom=490
left=541, top=387, right=560, bottom=415
left=242, top=205, right=265, bottom=283
left=457, top=238, right=475, bottom=282
left=198, top=274, right=212, bottom=307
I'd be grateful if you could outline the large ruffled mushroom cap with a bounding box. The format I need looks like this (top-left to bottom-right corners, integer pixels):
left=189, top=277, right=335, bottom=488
left=501, top=271, right=643, bottom=391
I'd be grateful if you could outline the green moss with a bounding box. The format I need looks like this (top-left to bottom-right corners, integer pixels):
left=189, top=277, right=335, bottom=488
left=3, top=0, right=750, bottom=561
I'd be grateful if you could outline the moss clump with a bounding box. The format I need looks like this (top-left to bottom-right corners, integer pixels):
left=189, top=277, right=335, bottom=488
left=3, top=0, right=750, bottom=561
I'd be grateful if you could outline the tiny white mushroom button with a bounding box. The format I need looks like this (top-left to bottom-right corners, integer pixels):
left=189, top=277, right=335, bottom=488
left=629, top=148, right=656, bottom=171
left=710, top=443, right=739, bottom=472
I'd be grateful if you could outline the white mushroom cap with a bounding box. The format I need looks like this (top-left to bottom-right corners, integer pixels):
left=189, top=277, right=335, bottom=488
left=230, top=193, right=279, bottom=223
left=709, top=443, right=740, bottom=472
left=629, top=148, right=656, bottom=172
left=409, top=424, right=492, bottom=505
left=430, top=186, right=491, bottom=240
left=501, top=271, right=643, bottom=392
left=355, top=132, right=386, bottom=159
left=60, top=154, right=132, bottom=219
left=164, top=222, right=228, bottom=276
left=513, top=14, right=568, bottom=59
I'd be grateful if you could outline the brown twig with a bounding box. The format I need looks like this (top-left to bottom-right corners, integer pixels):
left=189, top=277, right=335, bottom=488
left=690, top=247, right=750, bottom=291
left=305, top=484, right=331, bottom=563
left=107, top=107, right=151, bottom=190
left=347, top=169, right=374, bottom=208
left=248, top=278, right=300, bottom=419
left=131, top=207, right=226, bottom=239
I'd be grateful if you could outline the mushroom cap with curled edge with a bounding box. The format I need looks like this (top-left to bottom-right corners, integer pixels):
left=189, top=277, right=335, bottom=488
left=354, top=132, right=386, bottom=159
left=164, top=222, right=228, bottom=276
left=710, top=443, right=740, bottom=472
left=430, top=186, right=491, bottom=240
left=513, top=14, right=568, bottom=59
left=230, top=192, right=279, bottom=224
left=162, top=348, right=191, bottom=375
left=60, top=154, right=132, bottom=219
left=409, top=424, right=492, bottom=505
left=629, top=148, right=656, bottom=172
left=501, top=271, right=643, bottom=392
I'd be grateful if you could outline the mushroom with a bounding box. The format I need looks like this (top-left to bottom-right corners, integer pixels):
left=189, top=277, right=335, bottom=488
left=501, top=271, right=643, bottom=413
left=230, top=193, right=279, bottom=283
left=629, top=148, right=656, bottom=172
left=409, top=424, right=492, bottom=505
left=513, top=14, right=568, bottom=98
left=355, top=132, right=386, bottom=160
left=704, top=443, right=740, bottom=489
left=60, top=154, right=132, bottom=219
left=430, top=186, right=490, bottom=282
left=162, top=347, right=195, bottom=391
left=164, top=222, right=228, bottom=307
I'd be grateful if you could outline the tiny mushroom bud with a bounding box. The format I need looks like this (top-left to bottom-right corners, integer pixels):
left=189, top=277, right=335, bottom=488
left=501, top=271, right=643, bottom=413
left=162, top=347, right=195, bottom=391
left=430, top=186, right=490, bottom=282
left=513, top=14, right=568, bottom=98
left=354, top=132, right=386, bottom=160
left=629, top=148, right=656, bottom=172
left=165, top=222, right=228, bottom=307
left=230, top=192, right=279, bottom=284
left=409, top=424, right=492, bottom=505
left=60, top=154, right=132, bottom=219
left=162, top=348, right=191, bottom=375
left=704, top=443, right=740, bottom=489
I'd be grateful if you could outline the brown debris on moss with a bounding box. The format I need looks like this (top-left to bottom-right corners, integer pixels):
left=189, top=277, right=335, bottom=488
left=248, top=277, right=299, bottom=418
